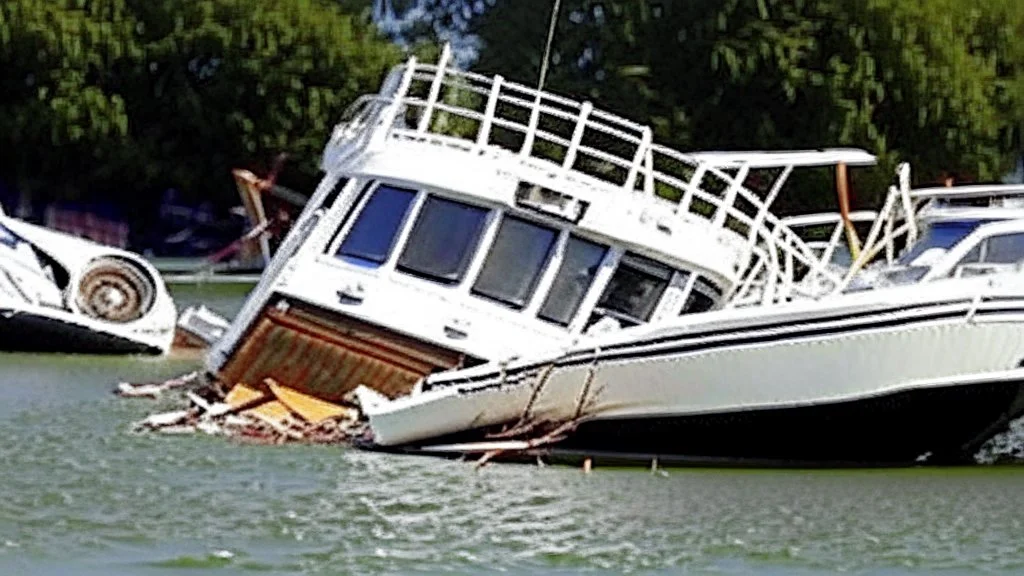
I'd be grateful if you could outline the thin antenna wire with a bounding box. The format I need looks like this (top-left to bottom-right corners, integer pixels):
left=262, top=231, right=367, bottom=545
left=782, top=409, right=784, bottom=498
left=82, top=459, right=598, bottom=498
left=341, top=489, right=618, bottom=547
left=537, top=0, right=562, bottom=92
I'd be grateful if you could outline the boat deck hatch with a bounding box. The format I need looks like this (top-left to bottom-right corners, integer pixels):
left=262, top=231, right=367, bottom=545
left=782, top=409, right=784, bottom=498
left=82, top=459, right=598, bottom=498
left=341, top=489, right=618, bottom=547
left=217, top=298, right=469, bottom=402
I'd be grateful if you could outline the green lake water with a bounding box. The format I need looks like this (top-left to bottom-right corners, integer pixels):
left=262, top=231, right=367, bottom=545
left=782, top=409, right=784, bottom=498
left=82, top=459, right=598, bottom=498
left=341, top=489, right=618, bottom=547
left=1, top=284, right=1024, bottom=575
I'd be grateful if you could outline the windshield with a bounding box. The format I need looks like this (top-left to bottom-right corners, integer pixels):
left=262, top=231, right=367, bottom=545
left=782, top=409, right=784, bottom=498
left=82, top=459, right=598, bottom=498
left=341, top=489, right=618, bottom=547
left=593, top=253, right=673, bottom=325
left=0, top=221, right=19, bottom=248
left=897, top=220, right=990, bottom=266
left=396, top=196, right=490, bottom=284
left=471, top=215, right=558, bottom=309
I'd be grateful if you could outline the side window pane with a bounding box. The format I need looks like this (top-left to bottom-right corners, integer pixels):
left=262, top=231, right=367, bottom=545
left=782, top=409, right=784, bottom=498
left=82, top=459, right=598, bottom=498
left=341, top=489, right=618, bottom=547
left=682, top=277, right=722, bottom=315
left=320, top=177, right=351, bottom=211
left=594, top=253, right=673, bottom=324
left=538, top=236, right=608, bottom=326
left=336, top=185, right=416, bottom=267
left=959, top=243, right=983, bottom=265
left=0, top=222, right=18, bottom=248
left=983, top=233, right=1024, bottom=264
left=397, top=196, right=489, bottom=284
left=472, top=215, right=558, bottom=308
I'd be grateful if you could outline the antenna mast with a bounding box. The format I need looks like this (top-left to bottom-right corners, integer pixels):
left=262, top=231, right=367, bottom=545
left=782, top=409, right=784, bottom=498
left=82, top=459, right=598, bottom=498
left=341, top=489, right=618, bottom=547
left=537, top=0, right=563, bottom=92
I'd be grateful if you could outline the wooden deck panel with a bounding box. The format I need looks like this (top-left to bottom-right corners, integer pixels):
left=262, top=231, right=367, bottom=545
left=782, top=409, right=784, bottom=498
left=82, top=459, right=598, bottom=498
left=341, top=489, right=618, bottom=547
left=217, top=300, right=465, bottom=402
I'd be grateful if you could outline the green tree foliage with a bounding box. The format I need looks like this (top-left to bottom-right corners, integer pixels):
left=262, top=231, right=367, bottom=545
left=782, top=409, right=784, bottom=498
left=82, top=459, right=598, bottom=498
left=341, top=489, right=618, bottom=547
left=0, top=0, right=401, bottom=210
left=404, top=0, right=1024, bottom=211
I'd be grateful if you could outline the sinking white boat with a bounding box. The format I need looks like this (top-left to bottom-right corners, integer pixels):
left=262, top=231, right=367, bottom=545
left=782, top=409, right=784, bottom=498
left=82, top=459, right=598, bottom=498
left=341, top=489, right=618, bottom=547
left=202, top=46, right=864, bottom=407
left=359, top=176, right=1024, bottom=466
left=0, top=204, right=177, bottom=354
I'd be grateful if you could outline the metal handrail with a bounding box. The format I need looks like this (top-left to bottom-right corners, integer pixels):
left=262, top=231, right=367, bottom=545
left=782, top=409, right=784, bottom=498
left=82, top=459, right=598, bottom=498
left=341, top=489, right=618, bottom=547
left=324, top=47, right=878, bottom=305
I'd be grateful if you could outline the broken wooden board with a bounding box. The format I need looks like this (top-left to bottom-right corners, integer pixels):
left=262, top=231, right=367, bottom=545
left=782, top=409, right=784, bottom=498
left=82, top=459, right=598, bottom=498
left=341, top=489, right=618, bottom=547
left=266, top=379, right=353, bottom=424
left=225, top=383, right=266, bottom=408
left=242, top=400, right=296, bottom=427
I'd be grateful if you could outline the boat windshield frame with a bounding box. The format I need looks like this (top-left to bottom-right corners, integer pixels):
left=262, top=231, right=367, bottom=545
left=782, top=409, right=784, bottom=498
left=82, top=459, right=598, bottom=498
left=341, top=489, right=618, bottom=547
left=897, top=219, right=992, bottom=267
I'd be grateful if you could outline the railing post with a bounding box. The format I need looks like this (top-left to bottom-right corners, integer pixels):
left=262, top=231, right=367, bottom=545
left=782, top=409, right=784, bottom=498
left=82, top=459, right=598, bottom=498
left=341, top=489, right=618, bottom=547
left=476, top=75, right=503, bottom=148
left=742, top=164, right=793, bottom=258
left=678, top=164, right=707, bottom=214
left=624, top=127, right=652, bottom=192
left=366, top=56, right=418, bottom=151
left=520, top=93, right=543, bottom=157
left=643, top=148, right=655, bottom=197
left=417, top=43, right=452, bottom=133
left=712, top=164, right=750, bottom=228
left=562, top=101, right=592, bottom=172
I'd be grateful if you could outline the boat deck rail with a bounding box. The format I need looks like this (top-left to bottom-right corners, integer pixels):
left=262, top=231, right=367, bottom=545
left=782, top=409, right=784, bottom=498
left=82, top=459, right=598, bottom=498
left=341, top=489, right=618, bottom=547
left=321, top=45, right=878, bottom=306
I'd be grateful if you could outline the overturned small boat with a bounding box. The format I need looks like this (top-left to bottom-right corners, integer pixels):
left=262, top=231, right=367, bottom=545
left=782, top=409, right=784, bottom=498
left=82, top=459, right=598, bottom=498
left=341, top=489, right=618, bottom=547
left=359, top=176, right=1024, bottom=466
left=0, top=204, right=177, bottom=354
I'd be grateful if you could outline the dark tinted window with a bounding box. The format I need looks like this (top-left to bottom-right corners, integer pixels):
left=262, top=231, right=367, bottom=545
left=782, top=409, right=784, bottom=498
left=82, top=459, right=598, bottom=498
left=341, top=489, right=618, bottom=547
left=594, top=253, right=673, bottom=324
left=472, top=215, right=558, bottom=308
left=0, top=222, right=18, bottom=248
left=397, top=196, right=489, bottom=284
left=336, top=185, right=417, bottom=267
left=958, top=243, right=983, bottom=265
left=898, top=220, right=989, bottom=265
left=984, top=233, right=1024, bottom=264
left=538, top=236, right=608, bottom=326
left=682, top=277, right=721, bottom=315
left=320, top=177, right=351, bottom=210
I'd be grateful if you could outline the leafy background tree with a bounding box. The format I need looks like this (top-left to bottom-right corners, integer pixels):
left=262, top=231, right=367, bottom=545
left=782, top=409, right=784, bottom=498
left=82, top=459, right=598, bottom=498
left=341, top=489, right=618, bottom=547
left=1, top=0, right=1022, bottom=242
left=0, top=0, right=401, bottom=226
left=401, top=0, right=1024, bottom=212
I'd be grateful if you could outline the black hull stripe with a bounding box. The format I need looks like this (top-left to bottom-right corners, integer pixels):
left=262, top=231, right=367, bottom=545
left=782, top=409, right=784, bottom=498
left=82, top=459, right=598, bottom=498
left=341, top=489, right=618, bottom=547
left=427, top=302, right=1024, bottom=391
left=563, top=306, right=1024, bottom=367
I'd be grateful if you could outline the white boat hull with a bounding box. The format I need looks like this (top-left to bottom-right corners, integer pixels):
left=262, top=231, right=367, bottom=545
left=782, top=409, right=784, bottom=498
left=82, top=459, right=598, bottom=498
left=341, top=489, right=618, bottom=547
left=360, top=281, right=1024, bottom=465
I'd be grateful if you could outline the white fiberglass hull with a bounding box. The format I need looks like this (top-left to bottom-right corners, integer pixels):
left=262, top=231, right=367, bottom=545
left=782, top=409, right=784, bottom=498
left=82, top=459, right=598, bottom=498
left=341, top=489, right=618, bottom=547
left=359, top=278, right=1024, bottom=465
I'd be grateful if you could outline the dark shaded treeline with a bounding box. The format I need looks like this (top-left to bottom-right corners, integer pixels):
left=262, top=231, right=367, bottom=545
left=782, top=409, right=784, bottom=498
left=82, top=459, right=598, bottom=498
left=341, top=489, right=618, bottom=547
left=1, top=0, right=1022, bottom=238
left=0, top=0, right=404, bottom=238
left=402, top=0, right=1024, bottom=212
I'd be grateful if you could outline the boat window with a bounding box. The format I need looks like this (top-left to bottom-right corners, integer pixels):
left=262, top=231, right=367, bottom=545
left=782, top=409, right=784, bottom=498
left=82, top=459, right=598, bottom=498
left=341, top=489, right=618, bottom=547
left=682, top=277, right=722, bottom=315
left=898, top=220, right=991, bottom=266
left=880, top=266, right=931, bottom=285
left=982, top=233, right=1024, bottom=264
left=0, top=222, right=18, bottom=248
left=591, top=253, right=673, bottom=326
left=950, top=232, right=1024, bottom=277
left=537, top=235, right=608, bottom=326
left=958, top=243, right=982, bottom=265
left=396, top=196, right=490, bottom=284
left=336, top=185, right=417, bottom=267
left=472, top=215, right=558, bottom=309
left=320, top=177, right=351, bottom=210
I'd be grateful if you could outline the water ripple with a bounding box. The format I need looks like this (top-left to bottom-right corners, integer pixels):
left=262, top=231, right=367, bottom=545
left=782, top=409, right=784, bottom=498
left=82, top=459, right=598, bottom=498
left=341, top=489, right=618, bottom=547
left=3, top=349, right=1024, bottom=574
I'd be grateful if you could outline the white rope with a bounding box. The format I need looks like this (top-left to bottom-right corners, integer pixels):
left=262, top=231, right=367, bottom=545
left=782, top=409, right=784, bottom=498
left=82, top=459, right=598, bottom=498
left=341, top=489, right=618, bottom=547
left=536, top=0, right=562, bottom=93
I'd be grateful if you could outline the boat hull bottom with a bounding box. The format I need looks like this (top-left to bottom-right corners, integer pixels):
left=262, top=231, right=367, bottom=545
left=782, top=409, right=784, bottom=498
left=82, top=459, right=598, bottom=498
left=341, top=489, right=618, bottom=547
left=0, top=309, right=161, bottom=355
left=371, top=378, right=1024, bottom=468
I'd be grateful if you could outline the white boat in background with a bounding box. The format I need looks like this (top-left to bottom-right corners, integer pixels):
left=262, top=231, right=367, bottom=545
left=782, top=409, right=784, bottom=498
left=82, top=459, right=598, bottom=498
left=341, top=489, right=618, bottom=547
left=359, top=173, right=1024, bottom=466
left=201, top=45, right=870, bottom=407
left=0, top=204, right=177, bottom=354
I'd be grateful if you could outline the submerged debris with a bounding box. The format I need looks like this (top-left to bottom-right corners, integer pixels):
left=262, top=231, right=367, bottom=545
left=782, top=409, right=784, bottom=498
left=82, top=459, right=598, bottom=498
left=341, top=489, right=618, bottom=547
left=115, top=371, right=203, bottom=399
left=126, top=375, right=369, bottom=445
